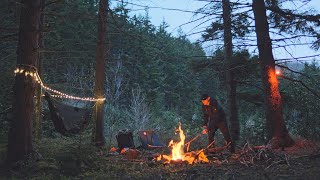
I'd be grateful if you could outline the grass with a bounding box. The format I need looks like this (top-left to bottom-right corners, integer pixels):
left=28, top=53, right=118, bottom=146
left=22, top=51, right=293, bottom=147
left=0, top=133, right=171, bottom=179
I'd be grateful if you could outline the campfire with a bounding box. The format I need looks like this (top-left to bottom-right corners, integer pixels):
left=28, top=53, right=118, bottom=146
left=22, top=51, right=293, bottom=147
left=156, top=123, right=209, bottom=165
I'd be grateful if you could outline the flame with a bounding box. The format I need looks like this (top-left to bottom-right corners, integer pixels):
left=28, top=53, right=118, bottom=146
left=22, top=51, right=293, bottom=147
left=169, top=122, right=185, bottom=161
left=198, top=151, right=209, bottom=163
left=156, top=123, right=209, bottom=165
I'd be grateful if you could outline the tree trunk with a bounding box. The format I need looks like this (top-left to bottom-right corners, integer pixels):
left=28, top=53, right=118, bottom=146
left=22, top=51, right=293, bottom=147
left=92, top=0, right=107, bottom=146
left=7, top=0, right=41, bottom=163
left=252, top=0, right=294, bottom=148
left=223, top=0, right=239, bottom=141
left=34, top=0, right=45, bottom=142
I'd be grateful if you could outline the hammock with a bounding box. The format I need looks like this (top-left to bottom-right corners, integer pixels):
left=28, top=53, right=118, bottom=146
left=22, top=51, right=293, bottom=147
left=44, top=92, right=91, bottom=136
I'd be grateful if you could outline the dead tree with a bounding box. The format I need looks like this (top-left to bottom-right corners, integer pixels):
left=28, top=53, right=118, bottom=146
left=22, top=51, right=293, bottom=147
left=128, top=88, right=151, bottom=131
left=105, top=59, right=124, bottom=145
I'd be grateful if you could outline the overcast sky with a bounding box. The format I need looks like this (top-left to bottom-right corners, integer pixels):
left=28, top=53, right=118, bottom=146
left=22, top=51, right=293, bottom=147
left=114, top=0, right=320, bottom=63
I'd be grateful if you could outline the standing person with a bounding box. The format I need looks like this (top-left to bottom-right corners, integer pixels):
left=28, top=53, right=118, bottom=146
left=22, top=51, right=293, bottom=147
left=201, top=94, right=235, bottom=153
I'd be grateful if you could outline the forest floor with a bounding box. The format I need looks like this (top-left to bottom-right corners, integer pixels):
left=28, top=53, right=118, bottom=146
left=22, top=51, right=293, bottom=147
left=0, top=133, right=320, bottom=180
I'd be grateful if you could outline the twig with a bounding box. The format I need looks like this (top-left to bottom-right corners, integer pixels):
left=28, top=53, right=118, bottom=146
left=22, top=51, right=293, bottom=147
left=265, top=160, right=286, bottom=170
left=206, top=141, right=216, bottom=150
left=185, top=134, right=201, bottom=146
left=185, top=133, right=202, bottom=152
left=284, top=154, right=290, bottom=166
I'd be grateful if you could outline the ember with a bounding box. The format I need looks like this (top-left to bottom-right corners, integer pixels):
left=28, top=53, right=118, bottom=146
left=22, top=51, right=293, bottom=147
left=156, top=123, right=209, bottom=165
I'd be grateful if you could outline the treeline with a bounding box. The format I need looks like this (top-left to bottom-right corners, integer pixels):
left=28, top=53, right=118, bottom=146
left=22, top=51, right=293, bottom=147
left=40, top=1, right=207, bottom=141
left=0, top=1, right=207, bottom=142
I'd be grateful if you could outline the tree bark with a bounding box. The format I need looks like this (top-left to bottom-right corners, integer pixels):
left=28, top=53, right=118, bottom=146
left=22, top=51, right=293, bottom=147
left=252, top=0, right=294, bottom=148
left=34, top=0, right=45, bottom=142
left=7, top=0, right=41, bottom=163
left=92, top=0, right=107, bottom=146
left=223, top=0, right=239, bottom=141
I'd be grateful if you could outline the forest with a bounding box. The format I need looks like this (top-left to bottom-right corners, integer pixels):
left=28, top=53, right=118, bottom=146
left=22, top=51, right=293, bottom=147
left=0, top=0, right=319, bottom=179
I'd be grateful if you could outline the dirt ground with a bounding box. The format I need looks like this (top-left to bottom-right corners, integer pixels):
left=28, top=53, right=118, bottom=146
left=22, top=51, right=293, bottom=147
left=0, top=137, right=319, bottom=180
left=98, top=139, right=320, bottom=180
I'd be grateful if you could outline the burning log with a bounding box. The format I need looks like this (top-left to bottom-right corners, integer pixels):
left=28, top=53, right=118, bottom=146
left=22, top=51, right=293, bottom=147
left=156, top=150, right=209, bottom=165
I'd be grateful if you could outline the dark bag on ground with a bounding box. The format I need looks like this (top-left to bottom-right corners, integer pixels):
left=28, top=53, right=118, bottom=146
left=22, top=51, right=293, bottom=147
left=116, top=130, right=135, bottom=150
left=138, top=130, right=165, bottom=150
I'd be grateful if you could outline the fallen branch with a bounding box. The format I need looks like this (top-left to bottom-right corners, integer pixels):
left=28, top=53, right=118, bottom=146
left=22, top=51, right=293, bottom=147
left=185, top=133, right=202, bottom=152
left=147, top=144, right=165, bottom=149
left=207, top=142, right=230, bottom=154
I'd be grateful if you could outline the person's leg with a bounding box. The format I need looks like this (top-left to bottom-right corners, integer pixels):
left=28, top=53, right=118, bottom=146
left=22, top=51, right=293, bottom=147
left=208, top=127, right=217, bottom=148
left=218, top=121, right=235, bottom=153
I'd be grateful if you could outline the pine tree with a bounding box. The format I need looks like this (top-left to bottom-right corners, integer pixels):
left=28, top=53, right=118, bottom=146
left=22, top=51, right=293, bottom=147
left=223, top=0, right=239, bottom=143
left=252, top=0, right=294, bottom=148
left=92, top=0, right=107, bottom=147
left=7, top=0, right=41, bottom=163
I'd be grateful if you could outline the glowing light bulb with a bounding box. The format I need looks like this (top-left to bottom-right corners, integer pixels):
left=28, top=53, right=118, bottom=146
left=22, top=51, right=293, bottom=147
left=13, top=66, right=105, bottom=102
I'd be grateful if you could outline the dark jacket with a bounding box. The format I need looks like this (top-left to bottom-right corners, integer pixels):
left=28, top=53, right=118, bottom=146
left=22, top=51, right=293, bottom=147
left=202, top=98, right=226, bottom=129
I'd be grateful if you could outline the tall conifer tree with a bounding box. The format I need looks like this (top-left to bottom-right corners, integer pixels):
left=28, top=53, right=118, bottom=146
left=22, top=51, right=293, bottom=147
left=252, top=0, right=294, bottom=148
left=223, top=0, right=239, bottom=143
left=7, top=0, right=41, bottom=162
left=93, top=0, right=107, bottom=146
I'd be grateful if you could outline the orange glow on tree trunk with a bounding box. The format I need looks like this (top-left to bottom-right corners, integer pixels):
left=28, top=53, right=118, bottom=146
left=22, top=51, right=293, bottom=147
left=268, top=68, right=281, bottom=107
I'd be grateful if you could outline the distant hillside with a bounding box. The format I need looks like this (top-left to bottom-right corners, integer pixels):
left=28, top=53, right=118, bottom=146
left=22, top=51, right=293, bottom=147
left=283, top=62, right=305, bottom=72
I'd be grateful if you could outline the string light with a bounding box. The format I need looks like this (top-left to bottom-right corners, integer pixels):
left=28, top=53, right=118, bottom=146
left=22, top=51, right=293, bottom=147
left=14, top=67, right=105, bottom=102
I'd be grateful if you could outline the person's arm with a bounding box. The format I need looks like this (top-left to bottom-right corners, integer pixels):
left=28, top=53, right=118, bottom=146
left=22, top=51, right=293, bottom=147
left=202, top=106, right=208, bottom=134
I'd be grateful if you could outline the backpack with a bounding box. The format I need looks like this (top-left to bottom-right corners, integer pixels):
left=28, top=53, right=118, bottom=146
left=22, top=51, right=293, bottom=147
left=116, top=130, right=135, bottom=150
left=137, top=130, right=165, bottom=150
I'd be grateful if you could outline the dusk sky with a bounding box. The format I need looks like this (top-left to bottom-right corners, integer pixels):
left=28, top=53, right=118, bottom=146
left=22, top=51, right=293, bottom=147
left=115, top=0, right=320, bottom=63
